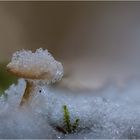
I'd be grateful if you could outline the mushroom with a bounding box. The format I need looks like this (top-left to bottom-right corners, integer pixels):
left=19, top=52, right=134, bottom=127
left=7, top=48, right=63, bottom=106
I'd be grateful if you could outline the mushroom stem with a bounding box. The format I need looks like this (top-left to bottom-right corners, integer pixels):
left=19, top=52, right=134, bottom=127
left=20, top=80, right=34, bottom=106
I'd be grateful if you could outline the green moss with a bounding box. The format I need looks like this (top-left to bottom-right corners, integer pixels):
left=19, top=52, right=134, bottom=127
left=63, top=105, right=72, bottom=133
left=63, top=105, right=79, bottom=134
left=56, top=105, right=80, bottom=134
left=72, top=118, right=79, bottom=132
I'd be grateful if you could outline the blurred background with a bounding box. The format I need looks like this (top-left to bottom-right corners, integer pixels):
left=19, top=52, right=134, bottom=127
left=1, top=2, right=140, bottom=92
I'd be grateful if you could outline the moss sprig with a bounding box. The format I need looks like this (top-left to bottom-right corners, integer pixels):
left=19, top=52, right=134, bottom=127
left=56, top=105, right=79, bottom=134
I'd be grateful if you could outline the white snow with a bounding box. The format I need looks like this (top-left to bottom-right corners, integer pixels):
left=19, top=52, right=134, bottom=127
left=0, top=78, right=140, bottom=138
left=3, top=48, right=140, bottom=139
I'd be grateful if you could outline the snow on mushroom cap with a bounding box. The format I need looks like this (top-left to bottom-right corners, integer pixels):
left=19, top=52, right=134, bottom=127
left=7, top=48, right=63, bottom=83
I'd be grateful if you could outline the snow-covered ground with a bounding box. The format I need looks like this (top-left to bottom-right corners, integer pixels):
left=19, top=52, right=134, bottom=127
left=0, top=78, right=140, bottom=139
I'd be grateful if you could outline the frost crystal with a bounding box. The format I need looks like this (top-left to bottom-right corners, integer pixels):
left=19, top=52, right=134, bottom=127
left=7, top=48, right=63, bottom=83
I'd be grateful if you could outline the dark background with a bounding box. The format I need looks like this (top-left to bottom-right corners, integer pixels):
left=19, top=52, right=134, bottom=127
left=0, top=2, right=140, bottom=91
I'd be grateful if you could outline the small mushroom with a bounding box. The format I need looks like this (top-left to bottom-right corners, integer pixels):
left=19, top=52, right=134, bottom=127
left=7, top=48, right=63, bottom=106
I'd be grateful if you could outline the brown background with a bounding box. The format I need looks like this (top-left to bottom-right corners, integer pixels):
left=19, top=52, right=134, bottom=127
left=1, top=2, right=140, bottom=90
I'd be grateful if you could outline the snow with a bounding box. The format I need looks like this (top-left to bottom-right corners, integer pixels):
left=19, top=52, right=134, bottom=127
left=0, top=78, right=140, bottom=138
left=3, top=48, right=140, bottom=138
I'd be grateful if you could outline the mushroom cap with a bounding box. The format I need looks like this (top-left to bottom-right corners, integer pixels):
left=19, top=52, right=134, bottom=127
left=7, top=48, right=63, bottom=83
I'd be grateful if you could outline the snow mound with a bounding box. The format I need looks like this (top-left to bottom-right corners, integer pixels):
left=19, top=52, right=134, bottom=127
left=1, top=79, right=140, bottom=138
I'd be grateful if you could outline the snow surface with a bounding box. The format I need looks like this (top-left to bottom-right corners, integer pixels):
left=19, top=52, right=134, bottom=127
left=0, top=78, right=140, bottom=139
